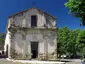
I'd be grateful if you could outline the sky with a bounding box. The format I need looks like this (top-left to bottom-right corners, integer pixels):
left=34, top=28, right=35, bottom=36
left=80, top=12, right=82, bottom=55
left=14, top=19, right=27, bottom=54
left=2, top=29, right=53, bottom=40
left=0, top=0, right=85, bottom=32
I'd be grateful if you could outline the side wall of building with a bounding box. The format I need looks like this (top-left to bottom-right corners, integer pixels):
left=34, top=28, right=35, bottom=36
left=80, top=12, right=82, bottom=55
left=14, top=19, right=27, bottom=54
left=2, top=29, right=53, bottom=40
left=4, top=31, right=12, bottom=58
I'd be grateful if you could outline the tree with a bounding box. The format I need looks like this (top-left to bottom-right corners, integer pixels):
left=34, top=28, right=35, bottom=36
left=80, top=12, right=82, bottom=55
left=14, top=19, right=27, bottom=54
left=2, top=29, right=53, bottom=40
left=65, top=0, right=85, bottom=26
left=58, top=27, right=80, bottom=58
left=0, top=33, right=5, bottom=44
left=57, top=27, right=69, bottom=57
left=67, top=29, right=80, bottom=58
left=0, top=33, right=5, bottom=50
left=77, top=30, right=85, bottom=59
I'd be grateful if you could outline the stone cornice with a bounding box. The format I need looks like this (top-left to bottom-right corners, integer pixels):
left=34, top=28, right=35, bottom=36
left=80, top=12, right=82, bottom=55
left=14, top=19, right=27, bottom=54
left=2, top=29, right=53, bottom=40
left=8, top=24, right=58, bottom=32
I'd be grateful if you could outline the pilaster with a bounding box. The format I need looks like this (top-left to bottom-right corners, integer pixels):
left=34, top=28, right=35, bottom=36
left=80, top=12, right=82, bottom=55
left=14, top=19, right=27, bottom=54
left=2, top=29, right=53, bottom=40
left=54, top=34, right=57, bottom=60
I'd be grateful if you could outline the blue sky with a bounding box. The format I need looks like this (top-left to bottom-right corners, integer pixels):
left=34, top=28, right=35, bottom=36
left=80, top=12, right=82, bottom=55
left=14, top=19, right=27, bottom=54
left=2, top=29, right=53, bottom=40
left=0, top=0, right=85, bottom=32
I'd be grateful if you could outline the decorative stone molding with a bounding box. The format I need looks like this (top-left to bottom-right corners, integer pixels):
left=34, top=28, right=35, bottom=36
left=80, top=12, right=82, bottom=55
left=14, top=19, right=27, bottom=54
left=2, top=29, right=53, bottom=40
left=8, top=23, right=57, bottom=31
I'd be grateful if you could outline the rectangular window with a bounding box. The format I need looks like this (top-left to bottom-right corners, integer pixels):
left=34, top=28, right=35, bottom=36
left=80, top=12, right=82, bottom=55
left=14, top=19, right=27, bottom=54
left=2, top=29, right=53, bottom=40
left=31, top=15, right=37, bottom=27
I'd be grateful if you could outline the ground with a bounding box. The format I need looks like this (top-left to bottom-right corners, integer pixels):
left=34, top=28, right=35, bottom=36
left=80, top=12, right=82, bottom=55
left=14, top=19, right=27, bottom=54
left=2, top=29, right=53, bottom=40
left=66, top=62, right=81, bottom=64
left=0, top=59, right=24, bottom=64
left=0, top=58, right=82, bottom=64
left=63, top=59, right=81, bottom=64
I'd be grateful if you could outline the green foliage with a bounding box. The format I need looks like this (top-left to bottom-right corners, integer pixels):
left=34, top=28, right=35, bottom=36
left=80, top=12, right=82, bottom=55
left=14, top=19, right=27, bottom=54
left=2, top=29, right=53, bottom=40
left=58, top=27, right=69, bottom=55
left=58, top=27, right=80, bottom=58
left=65, top=0, right=85, bottom=26
left=67, top=29, right=80, bottom=57
left=76, top=30, right=85, bottom=59
left=0, top=33, right=5, bottom=44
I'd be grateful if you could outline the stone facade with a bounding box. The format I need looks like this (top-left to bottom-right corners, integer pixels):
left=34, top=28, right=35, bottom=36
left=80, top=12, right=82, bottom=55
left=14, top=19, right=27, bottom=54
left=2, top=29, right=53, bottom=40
left=4, top=7, right=57, bottom=60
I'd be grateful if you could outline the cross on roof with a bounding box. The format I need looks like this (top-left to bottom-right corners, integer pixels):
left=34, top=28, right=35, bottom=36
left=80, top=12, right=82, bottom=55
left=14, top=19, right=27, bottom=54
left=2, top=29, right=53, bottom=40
left=32, top=2, right=36, bottom=8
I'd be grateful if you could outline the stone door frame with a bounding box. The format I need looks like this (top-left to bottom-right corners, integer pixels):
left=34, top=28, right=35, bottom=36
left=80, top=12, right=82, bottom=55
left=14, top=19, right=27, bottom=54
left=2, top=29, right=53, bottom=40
left=30, top=41, right=39, bottom=59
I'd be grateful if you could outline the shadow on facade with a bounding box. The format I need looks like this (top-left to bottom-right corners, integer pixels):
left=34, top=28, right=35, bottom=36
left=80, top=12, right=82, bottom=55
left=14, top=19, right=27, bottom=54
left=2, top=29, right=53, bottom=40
left=0, top=45, right=8, bottom=58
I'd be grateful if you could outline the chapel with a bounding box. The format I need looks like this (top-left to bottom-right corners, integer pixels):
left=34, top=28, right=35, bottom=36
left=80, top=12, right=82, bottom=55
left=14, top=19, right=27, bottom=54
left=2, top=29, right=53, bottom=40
left=4, top=7, right=57, bottom=60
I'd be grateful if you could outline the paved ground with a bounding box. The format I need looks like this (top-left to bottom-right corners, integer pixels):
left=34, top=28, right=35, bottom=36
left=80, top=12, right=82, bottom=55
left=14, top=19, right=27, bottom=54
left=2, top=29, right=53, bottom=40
left=61, top=59, right=82, bottom=64
left=0, top=58, right=82, bottom=64
left=0, top=59, right=24, bottom=64
left=66, top=61, right=81, bottom=64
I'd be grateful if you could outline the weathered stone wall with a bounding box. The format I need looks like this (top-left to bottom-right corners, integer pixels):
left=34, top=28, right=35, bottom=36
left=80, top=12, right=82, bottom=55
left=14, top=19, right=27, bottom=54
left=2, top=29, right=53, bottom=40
left=8, top=8, right=56, bottom=28
left=10, top=30, right=57, bottom=60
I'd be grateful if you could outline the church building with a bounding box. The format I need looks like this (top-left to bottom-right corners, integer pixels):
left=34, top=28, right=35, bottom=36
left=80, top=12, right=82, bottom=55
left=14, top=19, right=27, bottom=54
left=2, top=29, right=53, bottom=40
left=4, top=7, right=57, bottom=60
